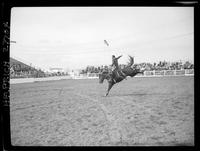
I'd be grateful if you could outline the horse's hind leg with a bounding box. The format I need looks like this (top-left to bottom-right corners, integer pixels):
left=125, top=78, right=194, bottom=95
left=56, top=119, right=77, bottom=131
left=105, top=82, right=114, bottom=96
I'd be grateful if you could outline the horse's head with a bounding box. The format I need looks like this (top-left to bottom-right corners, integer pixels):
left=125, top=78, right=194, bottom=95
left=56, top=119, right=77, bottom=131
left=99, top=73, right=104, bottom=83
left=99, top=71, right=110, bottom=83
left=98, top=71, right=107, bottom=83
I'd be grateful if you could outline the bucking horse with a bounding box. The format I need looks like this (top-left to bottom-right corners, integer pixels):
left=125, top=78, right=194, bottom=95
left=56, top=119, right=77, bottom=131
left=99, top=56, right=145, bottom=96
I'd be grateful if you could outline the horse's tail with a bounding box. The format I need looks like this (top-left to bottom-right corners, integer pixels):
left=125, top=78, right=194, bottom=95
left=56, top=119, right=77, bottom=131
left=126, top=55, right=134, bottom=67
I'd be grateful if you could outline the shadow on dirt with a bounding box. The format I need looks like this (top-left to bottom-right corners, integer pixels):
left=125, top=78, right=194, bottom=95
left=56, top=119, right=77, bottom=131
left=105, top=93, right=149, bottom=97
left=105, top=92, right=172, bottom=97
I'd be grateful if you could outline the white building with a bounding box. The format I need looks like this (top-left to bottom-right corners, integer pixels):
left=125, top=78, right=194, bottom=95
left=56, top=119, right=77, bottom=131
left=49, top=68, right=64, bottom=73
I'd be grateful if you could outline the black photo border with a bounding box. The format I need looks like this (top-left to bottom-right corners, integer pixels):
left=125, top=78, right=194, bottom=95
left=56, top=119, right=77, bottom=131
left=1, top=0, right=199, bottom=151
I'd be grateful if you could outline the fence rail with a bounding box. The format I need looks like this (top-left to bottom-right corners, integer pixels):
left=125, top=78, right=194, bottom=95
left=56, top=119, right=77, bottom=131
left=81, top=69, right=194, bottom=78
left=141, top=69, right=194, bottom=77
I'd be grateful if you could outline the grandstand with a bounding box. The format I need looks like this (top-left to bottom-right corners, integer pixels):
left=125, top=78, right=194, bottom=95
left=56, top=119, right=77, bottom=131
left=10, top=57, right=46, bottom=78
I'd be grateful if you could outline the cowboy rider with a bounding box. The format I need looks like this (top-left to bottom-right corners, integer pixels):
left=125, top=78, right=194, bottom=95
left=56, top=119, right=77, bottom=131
left=111, top=55, right=126, bottom=82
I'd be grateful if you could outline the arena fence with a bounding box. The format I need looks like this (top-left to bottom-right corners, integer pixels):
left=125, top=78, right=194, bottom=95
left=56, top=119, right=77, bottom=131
left=83, top=69, right=194, bottom=78
left=85, top=69, right=194, bottom=78
left=10, top=76, right=72, bottom=84
left=140, top=69, right=194, bottom=77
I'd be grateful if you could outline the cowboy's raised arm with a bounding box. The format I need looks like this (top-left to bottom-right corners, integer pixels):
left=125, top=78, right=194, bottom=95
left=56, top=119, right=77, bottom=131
left=116, top=55, right=122, bottom=59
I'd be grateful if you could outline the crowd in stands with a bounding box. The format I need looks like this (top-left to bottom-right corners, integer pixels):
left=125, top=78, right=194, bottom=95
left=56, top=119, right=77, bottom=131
left=10, top=64, right=46, bottom=78
left=80, top=60, right=194, bottom=74
left=10, top=68, right=69, bottom=79
left=10, top=67, right=68, bottom=78
left=10, top=63, right=70, bottom=78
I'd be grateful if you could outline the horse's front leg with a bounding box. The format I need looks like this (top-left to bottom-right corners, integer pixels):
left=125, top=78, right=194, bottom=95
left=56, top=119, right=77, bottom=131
left=105, top=82, right=114, bottom=96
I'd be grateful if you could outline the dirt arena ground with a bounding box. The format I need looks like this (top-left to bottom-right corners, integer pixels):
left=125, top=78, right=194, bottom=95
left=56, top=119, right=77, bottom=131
left=10, top=76, right=194, bottom=146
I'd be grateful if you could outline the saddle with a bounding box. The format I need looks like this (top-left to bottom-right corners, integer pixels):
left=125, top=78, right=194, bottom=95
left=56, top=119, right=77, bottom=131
left=112, top=69, right=126, bottom=79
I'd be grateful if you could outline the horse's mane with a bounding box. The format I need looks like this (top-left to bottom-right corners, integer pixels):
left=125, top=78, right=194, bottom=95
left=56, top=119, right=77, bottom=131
left=126, top=55, right=134, bottom=68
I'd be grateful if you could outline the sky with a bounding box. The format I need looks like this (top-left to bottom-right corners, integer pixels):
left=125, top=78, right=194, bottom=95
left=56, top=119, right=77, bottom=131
left=10, top=7, right=194, bottom=71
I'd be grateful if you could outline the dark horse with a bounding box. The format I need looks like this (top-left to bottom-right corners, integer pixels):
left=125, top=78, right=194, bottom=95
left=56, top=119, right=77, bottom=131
left=99, top=56, right=145, bottom=96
